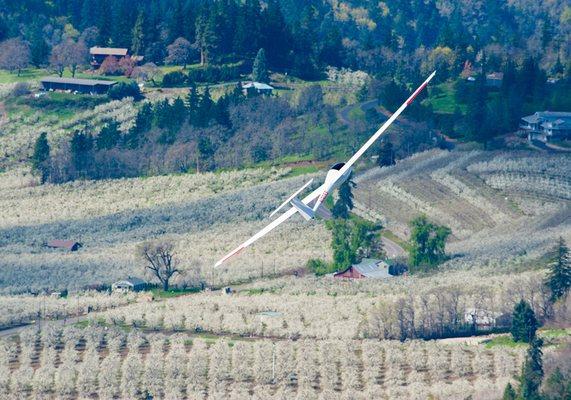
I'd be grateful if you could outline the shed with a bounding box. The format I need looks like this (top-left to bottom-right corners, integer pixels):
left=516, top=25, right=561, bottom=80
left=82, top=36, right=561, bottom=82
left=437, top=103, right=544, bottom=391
left=334, top=258, right=394, bottom=279
left=485, top=72, right=503, bottom=88
left=90, top=47, right=129, bottom=67
left=111, top=276, right=147, bottom=293
left=47, top=240, right=82, bottom=251
left=242, top=81, right=274, bottom=96
left=40, top=77, right=117, bottom=95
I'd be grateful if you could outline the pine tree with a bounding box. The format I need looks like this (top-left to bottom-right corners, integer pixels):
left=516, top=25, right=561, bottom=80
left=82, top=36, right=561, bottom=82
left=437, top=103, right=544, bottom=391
left=70, top=132, right=94, bottom=176
left=332, top=176, right=355, bottom=219
left=194, top=8, right=217, bottom=66
left=545, top=237, right=571, bottom=302
left=186, top=82, right=200, bottom=125
left=511, top=300, right=538, bottom=343
left=31, top=132, right=50, bottom=183
left=502, top=383, right=516, bottom=400
left=97, top=121, right=121, bottom=150
left=131, top=11, right=146, bottom=55
left=519, top=337, right=544, bottom=400
left=30, top=23, right=50, bottom=67
left=252, top=48, right=269, bottom=83
left=196, top=86, right=213, bottom=126
left=377, top=141, right=395, bottom=167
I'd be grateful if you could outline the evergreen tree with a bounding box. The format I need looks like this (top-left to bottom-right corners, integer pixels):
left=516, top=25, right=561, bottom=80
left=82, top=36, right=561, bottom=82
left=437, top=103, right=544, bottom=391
left=31, top=132, right=50, bottom=183
left=543, top=367, right=571, bottom=400
left=131, top=11, right=146, bottom=55
left=125, top=102, right=152, bottom=149
left=252, top=48, right=269, bottom=83
left=519, top=337, right=544, bottom=400
left=169, top=97, right=187, bottom=130
left=466, top=72, right=489, bottom=144
left=70, top=132, right=94, bottom=176
left=545, top=237, right=571, bottom=302
left=502, top=383, right=516, bottom=400
left=194, top=8, right=217, bottom=66
left=262, top=0, right=290, bottom=68
left=511, top=300, right=538, bottom=343
left=186, top=82, right=200, bottom=125
left=196, top=86, right=214, bottom=126
left=30, top=23, right=50, bottom=66
left=96, top=121, right=121, bottom=150
left=332, top=176, right=355, bottom=219
left=377, top=141, right=395, bottom=167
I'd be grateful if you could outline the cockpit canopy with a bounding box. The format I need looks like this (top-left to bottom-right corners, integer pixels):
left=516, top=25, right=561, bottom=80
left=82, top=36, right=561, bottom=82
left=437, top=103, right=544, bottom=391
left=330, top=162, right=345, bottom=171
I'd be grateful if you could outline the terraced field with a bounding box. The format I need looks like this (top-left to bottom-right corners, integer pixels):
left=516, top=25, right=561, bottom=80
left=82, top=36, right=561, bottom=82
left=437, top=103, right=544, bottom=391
left=354, top=149, right=571, bottom=264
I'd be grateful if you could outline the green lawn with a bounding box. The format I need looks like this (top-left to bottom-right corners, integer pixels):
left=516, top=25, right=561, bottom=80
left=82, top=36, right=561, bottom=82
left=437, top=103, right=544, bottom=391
left=0, top=68, right=46, bottom=83
left=149, top=287, right=201, bottom=299
left=424, top=81, right=466, bottom=114
left=482, top=335, right=527, bottom=348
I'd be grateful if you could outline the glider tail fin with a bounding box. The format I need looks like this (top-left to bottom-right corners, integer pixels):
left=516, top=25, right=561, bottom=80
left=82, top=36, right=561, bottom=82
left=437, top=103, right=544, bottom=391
left=290, top=197, right=315, bottom=221
left=269, top=178, right=314, bottom=218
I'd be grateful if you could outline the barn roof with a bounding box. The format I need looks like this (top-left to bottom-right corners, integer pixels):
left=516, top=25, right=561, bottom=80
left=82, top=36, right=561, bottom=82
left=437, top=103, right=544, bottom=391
left=243, top=81, right=274, bottom=90
left=41, top=77, right=117, bottom=86
left=47, top=240, right=82, bottom=250
left=113, top=276, right=146, bottom=286
left=90, top=47, right=129, bottom=56
left=352, top=258, right=391, bottom=278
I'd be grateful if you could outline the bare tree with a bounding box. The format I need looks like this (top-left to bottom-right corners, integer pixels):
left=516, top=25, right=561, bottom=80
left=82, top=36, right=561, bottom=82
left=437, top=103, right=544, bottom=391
left=166, top=37, right=193, bottom=69
left=0, top=38, right=31, bottom=76
left=50, top=39, right=88, bottom=77
left=137, top=241, right=180, bottom=291
left=132, top=63, right=162, bottom=86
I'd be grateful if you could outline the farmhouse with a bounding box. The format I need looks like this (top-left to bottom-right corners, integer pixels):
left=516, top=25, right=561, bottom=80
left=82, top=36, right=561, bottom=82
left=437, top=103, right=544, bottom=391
left=520, top=111, right=571, bottom=142
left=111, top=276, right=147, bottom=293
left=485, top=72, right=503, bottom=88
left=46, top=240, right=82, bottom=251
left=242, top=81, right=274, bottom=96
left=334, top=258, right=395, bottom=279
left=40, top=77, right=117, bottom=95
left=90, top=46, right=128, bottom=67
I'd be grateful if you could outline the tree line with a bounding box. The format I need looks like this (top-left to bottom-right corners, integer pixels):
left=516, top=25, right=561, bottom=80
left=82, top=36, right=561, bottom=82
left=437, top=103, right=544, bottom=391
left=0, top=0, right=568, bottom=83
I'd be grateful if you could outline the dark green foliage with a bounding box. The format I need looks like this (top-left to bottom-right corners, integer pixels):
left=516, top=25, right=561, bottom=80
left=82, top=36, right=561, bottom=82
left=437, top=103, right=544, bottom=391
left=108, top=81, right=143, bottom=101
left=377, top=141, right=395, bottom=167
left=251, top=145, right=268, bottom=163
left=545, top=237, right=571, bottom=302
left=125, top=102, right=152, bottom=149
left=306, top=258, right=334, bottom=276
left=332, top=177, right=355, bottom=219
left=378, top=79, right=407, bottom=111
left=161, top=71, right=187, bottom=87
left=327, top=219, right=383, bottom=271
left=252, top=48, right=269, bottom=83
left=96, top=121, right=121, bottom=150
left=69, top=132, right=94, bottom=175
left=519, top=338, right=544, bottom=400
left=196, top=86, right=214, bottom=126
left=502, top=383, right=516, bottom=400
left=511, top=300, right=538, bottom=343
left=31, top=132, right=50, bottom=183
left=543, top=367, right=571, bottom=400
left=408, top=215, right=451, bottom=271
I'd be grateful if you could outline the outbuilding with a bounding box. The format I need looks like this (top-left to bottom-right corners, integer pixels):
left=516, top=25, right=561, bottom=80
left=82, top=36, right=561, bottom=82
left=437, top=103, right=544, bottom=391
left=40, top=77, right=117, bottom=95
left=242, top=81, right=274, bottom=96
left=334, top=258, right=395, bottom=279
left=111, top=276, right=147, bottom=293
left=46, top=240, right=82, bottom=251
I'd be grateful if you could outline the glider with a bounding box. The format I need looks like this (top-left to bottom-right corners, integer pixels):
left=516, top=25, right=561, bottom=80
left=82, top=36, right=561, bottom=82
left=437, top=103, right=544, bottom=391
left=215, top=71, right=436, bottom=267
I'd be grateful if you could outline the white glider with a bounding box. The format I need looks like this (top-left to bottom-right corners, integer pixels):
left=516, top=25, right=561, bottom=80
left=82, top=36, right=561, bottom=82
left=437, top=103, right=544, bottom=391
left=215, top=71, right=436, bottom=267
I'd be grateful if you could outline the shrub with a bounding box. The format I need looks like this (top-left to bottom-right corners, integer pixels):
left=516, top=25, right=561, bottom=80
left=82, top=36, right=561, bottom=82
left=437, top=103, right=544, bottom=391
left=161, top=71, right=187, bottom=87
left=108, top=81, right=143, bottom=101
left=306, top=258, right=334, bottom=276
left=11, top=82, right=31, bottom=97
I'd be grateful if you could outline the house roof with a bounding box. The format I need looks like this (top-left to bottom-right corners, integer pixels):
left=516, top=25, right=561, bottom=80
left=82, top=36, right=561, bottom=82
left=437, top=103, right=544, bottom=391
left=47, top=240, right=81, bottom=250
left=114, top=276, right=146, bottom=286
left=243, top=82, right=274, bottom=90
left=486, top=72, right=504, bottom=80
left=90, top=47, right=128, bottom=56
left=41, top=77, right=117, bottom=86
left=352, top=258, right=391, bottom=279
left=522, top=111, right=571, bottom=125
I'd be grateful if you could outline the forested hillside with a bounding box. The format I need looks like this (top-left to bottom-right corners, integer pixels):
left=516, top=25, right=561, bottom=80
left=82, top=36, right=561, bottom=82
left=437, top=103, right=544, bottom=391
left=0, top=0, right=569, bottom=79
